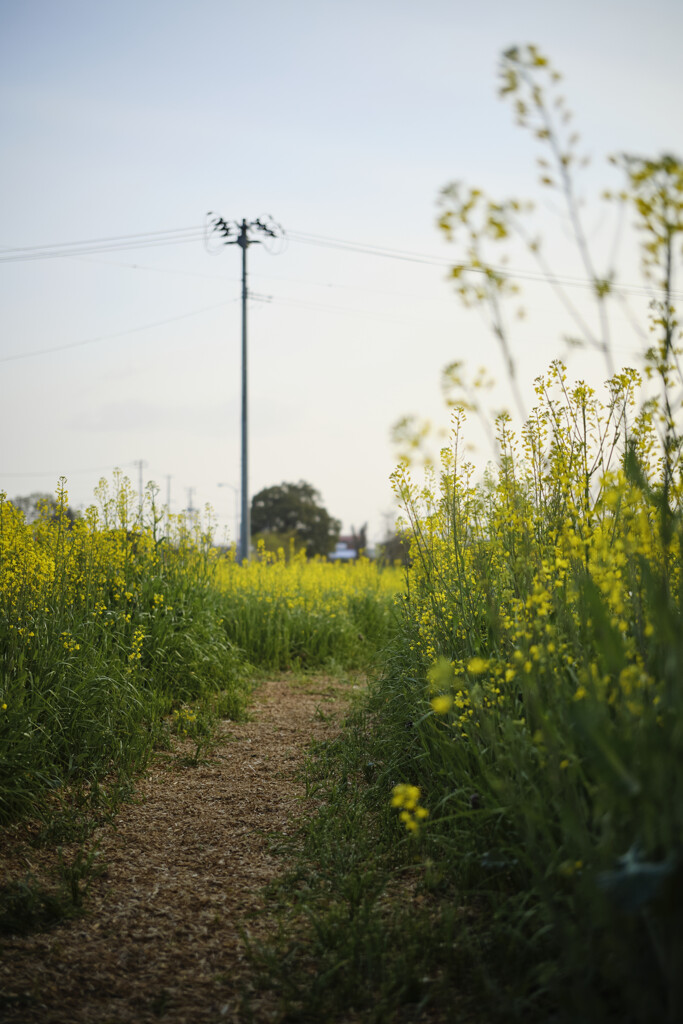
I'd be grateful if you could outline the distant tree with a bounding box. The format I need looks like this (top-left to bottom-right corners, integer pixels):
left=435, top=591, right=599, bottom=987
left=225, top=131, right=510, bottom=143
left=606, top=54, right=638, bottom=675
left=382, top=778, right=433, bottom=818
left=11, top=491, right=78, bottom=525
left=251, top=481, right=341, bottom=558
left=376, top=512, right=410, bottom=566
left=377, top=529, right=410, bottom=566
left=379, top=533, right=410, bottom=565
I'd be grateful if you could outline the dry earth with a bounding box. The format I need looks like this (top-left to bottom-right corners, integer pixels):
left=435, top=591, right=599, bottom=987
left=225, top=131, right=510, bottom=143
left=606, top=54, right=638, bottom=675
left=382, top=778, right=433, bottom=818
left=0, top=676, right=354, bottom=1024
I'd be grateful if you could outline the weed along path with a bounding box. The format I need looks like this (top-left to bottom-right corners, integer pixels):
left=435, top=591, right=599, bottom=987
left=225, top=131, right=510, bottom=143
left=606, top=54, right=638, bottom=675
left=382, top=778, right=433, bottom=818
left=0, top=676, right=352, bottom=1024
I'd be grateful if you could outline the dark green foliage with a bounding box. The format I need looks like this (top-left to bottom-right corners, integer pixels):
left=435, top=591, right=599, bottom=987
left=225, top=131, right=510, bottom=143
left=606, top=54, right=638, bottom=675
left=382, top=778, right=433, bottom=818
left=251, top=481, right=341, bottom=557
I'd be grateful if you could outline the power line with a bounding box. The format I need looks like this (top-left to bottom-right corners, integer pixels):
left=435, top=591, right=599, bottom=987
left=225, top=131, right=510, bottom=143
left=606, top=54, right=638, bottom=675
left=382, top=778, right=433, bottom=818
left=3, top=221, right=679, bottom=300
left=0, top=224, right=204, bottom=253
left=0, top=298, right=238, bottom=363
left=287, top=229, right=449, bottom=266
left=0, top=225, right=205, bottom=264
left=0, top=234, right=206, bottom=264
left=287, top=229, right=682, bottom=300
left=0, top=224, right=200, bottom=251
left=1, top=461, right=138, bottom=478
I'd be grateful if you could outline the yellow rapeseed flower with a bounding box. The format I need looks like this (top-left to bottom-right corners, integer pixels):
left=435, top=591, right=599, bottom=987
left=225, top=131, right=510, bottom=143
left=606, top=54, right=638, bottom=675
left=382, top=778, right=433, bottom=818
left=391, top=784, right=429, bottom=834
left=467, top=656, right=488, bottom=675
left=431, top=695, right=453, bottom=714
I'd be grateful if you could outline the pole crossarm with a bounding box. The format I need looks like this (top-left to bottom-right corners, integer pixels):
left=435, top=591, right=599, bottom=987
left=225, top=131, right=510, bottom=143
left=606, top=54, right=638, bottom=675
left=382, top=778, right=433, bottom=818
left=209, top=215, right=281, bottom=247
left=207, top=214, right=284, bottom=563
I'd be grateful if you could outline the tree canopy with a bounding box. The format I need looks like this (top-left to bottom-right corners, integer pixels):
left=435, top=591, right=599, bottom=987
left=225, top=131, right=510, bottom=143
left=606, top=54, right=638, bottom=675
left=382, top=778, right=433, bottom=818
left=11, top=491, right=78, bottom=525
left=250, top=481, right=341, bottom=558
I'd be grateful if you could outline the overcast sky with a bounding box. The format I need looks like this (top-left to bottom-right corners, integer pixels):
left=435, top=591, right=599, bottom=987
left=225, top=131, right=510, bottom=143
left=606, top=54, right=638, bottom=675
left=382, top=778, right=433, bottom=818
left=2, top=0, right=682, bottom=544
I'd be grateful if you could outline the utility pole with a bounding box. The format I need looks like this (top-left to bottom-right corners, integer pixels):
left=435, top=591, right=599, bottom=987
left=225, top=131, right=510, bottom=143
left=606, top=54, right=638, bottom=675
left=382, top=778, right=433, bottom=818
left=208, top=215, right=283, bottom=563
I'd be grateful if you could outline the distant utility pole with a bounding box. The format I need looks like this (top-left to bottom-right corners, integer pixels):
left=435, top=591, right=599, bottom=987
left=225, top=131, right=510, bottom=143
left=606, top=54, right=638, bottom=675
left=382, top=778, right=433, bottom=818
left=135, top=459, right=147, bottom=517
left=217, top=481, right=239, bottom=549
left=186, top=486, right=195, bottom=516
left=208, top=215, right=284, bottom=563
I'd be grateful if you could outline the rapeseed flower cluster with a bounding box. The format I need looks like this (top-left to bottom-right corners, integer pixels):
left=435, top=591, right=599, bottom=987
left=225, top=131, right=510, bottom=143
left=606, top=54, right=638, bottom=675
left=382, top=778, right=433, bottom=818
left=128, top=627, right=145, bottom=667
left=391, top=784, right=429, bottom=834
left=392, top=361, right=678, bottom=739
left=172, top=705, right=198, bottom=736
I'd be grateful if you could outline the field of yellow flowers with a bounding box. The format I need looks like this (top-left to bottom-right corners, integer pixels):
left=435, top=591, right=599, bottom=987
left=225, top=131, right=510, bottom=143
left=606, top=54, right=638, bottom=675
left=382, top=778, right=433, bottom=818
left=215, top=543, right=400, bottom=669
left=0, top=473, right=399, bottom=831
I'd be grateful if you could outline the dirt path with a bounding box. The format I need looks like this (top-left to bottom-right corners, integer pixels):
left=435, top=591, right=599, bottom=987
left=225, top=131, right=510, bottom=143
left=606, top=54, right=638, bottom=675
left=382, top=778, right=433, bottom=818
left=0, top=676, right=352, bottom=1024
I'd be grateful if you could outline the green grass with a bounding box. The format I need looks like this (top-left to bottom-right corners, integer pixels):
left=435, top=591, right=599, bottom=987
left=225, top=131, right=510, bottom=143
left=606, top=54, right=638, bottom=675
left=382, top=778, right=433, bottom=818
left=244, top=697, right=494, bottom=1024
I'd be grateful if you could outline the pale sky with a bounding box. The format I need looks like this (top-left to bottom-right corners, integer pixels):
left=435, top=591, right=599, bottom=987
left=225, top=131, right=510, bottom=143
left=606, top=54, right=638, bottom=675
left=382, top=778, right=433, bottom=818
left=2, top=0, right=682, bottom=543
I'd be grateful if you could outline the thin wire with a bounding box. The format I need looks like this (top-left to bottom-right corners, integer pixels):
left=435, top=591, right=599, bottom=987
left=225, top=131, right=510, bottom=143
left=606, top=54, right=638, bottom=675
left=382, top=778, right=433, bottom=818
left=3, top=221, right=679, bottom=300
left=287, top=229, right=682, bottom=300
left=1, top=462, right=138, bottom=478
left=0, top=298, right=238, bottom=363
left=0, top=236, right=207, bottom=264
left=0, top=229, right=206, bottom=264
left=287, top=230, right=448, bottom=267
left=0, top=224, right=203, bottom=255
left=251, top=268, right=453, bottom=301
